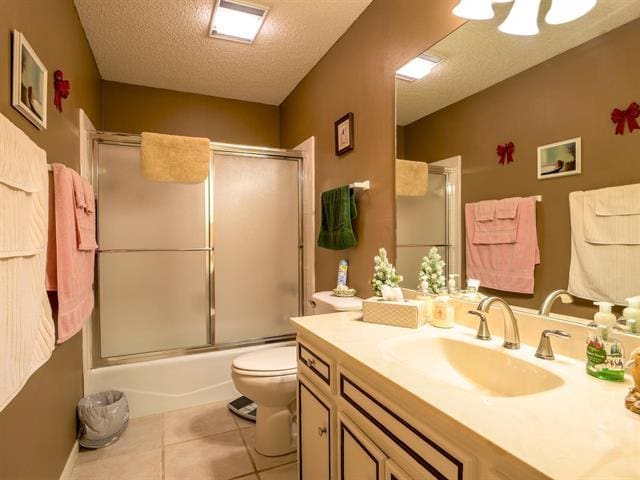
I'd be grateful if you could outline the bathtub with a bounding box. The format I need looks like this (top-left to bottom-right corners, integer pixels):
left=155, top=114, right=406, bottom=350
left=88, top=341, right=295, bottom=418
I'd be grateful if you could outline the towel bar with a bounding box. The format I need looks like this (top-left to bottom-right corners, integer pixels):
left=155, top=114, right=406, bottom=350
left=349, top=180, right=370, bottom=191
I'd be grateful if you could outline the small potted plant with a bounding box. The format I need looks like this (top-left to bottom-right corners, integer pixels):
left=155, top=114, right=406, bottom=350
left=416, top=247, right=446, bottom=321
left=370, top=248, right=402, bottom=297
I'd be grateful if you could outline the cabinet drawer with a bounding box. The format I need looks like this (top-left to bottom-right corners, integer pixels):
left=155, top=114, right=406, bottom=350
left=339, top=370, right=468, bottom=480
left=386, top=459, right=416, bottom=480
left=298, top=341, right=333, bottom=388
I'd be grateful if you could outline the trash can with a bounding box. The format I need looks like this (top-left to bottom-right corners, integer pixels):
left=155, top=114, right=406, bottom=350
left=78, top=391, right=129, bottom=449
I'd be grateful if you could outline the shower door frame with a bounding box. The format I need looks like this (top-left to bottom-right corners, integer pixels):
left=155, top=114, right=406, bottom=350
left=89, top=132, right=304, bottom=367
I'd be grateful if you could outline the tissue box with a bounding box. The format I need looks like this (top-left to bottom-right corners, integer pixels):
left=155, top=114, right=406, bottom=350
left=362, top=297, right=427, bottom=329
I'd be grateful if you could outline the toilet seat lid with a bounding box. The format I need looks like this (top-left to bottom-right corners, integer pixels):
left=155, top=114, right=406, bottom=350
left=232, top=346, right=297, bottom=374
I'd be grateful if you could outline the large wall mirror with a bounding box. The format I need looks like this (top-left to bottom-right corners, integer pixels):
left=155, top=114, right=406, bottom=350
left=394, top=0, right=640, bottom=332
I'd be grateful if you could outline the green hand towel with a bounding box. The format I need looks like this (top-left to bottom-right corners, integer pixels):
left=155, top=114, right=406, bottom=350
left=317, top=186, right=358, bottom=250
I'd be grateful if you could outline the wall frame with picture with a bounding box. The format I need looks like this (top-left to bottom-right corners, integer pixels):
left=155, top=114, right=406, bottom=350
left=537, top=137, right=581, bottom=180
left=12, top=30, right=48, bottom=130
left=334, top=112, right=354, bottom=156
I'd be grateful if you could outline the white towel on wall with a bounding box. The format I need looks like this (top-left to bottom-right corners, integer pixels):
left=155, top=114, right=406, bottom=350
left=0, top=112, right=55, bottom=412
left=568, top=186, right=640, bottom=305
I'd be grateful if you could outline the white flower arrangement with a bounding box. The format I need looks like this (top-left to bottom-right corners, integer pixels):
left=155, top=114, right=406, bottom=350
left=370, top=248, right=403, bottom=297
left=419, top=247, right=446, bottom=294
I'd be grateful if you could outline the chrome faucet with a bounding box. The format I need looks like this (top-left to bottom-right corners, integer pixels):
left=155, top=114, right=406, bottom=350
left=535, top=330, right=571, bottom=360
left=538, top=289, right=574, bottom=317
left=476, top=297, right=521, bottom=349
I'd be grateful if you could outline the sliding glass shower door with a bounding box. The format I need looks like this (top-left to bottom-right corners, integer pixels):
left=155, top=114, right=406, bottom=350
left=213, top=154, right=300, bottom=344
left=97, top=143, right=211, bottom=358
left=94, top=137, right=301, bottom=364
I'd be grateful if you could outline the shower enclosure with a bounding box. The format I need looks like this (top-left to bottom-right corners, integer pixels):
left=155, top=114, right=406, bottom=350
left=396, top=163, right=460, bottom=286
left=90, top=133, right=303, bottom=367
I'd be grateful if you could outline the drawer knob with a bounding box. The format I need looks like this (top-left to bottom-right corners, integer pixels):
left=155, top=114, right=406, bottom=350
left=305, top=357, right=316, bottom=367
left=318, top=426, right=327, bottom=437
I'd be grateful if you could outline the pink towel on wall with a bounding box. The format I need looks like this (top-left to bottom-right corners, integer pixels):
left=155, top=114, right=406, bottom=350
left=466, top=196, right=540, bottom=294
left=473, top=198, right=520, bottom=245
left=46, top=164, right=97, bottom=343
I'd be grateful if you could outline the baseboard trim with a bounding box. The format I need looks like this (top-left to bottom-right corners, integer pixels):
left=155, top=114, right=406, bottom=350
left=59, top=440, right=79, bottom=480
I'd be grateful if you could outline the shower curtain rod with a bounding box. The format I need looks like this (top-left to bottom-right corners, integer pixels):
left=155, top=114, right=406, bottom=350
left=89, top=131, right=303, bottom=159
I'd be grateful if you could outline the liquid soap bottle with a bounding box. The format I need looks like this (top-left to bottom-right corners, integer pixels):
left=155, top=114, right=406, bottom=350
left=586, top=301, right=625, bottom=382
left=623, top=296, right=640, bottom=334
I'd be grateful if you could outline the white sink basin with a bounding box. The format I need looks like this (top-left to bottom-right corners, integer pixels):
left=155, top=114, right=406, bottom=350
left=383, top=335, right=564, bottom=397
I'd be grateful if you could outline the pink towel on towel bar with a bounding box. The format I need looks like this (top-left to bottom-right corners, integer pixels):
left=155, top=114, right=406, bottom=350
left=71, top=173, right=98, bottom=251
left=46, top=164, right=97, bottom=343
left=466, top=196, right=540, bottom=294
left=475, top=201, right=496, bottom=222
left=473, top=198, right=520, bottom=245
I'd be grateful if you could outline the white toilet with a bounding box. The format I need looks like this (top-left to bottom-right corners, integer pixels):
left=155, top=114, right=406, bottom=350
left=231, top=291, right=362, bottom=457
left=309, top=291, right=363, bottom=314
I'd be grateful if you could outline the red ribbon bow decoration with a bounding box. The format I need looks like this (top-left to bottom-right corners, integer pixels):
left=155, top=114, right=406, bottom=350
left=611, top=102, right=640, bottom=135
left=53, top=70, right=70, bottom=112
left=497, top=142, right=514, bottom=165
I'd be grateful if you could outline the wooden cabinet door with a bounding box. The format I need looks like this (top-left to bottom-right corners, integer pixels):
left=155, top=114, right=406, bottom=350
left=299, top=375, right=333, bottom=479
left=338, top=413, right=386, bottom=480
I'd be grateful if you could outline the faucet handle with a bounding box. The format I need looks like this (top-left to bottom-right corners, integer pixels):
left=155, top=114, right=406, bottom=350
left=468, top=311, right=491, bottom=341
left=535, top=329, right=571, bottom=360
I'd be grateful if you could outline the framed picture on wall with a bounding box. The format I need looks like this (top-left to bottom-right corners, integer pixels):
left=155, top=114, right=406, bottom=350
left=12, top=30, right=48, bottom=130
left=537, top=137, right=581, bottom=180
left=335, top=112, right=354, bottom=156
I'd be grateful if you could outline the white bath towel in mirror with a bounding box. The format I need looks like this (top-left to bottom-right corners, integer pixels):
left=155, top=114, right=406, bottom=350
left=569, top=185, right=640, bottom=305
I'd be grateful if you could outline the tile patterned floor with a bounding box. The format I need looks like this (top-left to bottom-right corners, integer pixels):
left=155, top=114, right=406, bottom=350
left=71, top=401, right=297, bottom=480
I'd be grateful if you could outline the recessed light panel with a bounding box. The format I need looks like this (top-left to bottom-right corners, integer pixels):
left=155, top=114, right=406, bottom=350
left=210, top=0, right=268, bottom=44
left=396, top=54, right=443, bottom=82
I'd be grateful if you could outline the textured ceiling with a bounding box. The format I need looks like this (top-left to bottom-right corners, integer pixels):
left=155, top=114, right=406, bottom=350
left=74, top=0, right=372, bottom=105
left=397, top=0, right=640, bottom=126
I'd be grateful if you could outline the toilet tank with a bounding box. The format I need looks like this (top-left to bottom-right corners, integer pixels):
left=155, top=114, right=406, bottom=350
left=310, top=291, right=363, bottom=314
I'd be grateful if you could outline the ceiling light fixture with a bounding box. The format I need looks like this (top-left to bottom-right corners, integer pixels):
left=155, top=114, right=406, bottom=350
left=209, top=0, right=268, bottom=44
left=452, top=0, right=495, bottom=20
left=396, top=54, right=443, bottom=82
left=545, top=0, right=597, bottom=25
left=498, top=0, right=542, bottom=36
left=454, top=0, right=598, bottom=36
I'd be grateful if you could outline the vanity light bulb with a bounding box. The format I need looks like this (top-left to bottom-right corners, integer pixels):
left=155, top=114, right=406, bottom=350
left=545, top=0, right=597, bottom=25
left=498, top=0, right=542, bottom=36
left=452, top=0, right=495, bottom=20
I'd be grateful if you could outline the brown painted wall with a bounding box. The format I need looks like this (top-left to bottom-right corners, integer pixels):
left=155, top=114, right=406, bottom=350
left=396, top=125, right=406, bottom=159
left=280, top=0, right=464, bottom=295
left=0, top=1, right=102, bottom=479
left=102, top=80, right=280, bottom=147
left=403, top=18, right=640, bottom=318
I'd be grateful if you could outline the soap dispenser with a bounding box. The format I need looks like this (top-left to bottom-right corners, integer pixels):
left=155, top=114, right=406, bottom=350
left=623, top=296, right=640, bottom=334
left=586, top=301, right=625, bottom=382
left=448, top=274, right=460, bottom=296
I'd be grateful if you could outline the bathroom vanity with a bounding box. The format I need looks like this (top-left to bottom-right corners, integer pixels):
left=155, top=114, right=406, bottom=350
left=292, top=301, right=640, bottom=480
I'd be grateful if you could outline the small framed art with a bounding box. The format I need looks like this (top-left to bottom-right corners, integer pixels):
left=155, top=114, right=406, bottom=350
left=537, top=137, right=581, bottom=180
left=12, top=30, right=48, bottom=130
left=335, top=112, right=354, bottom=156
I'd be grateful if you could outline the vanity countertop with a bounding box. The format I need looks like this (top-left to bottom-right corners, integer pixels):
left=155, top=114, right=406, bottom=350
left=291, top=311, right=640, bottom=480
